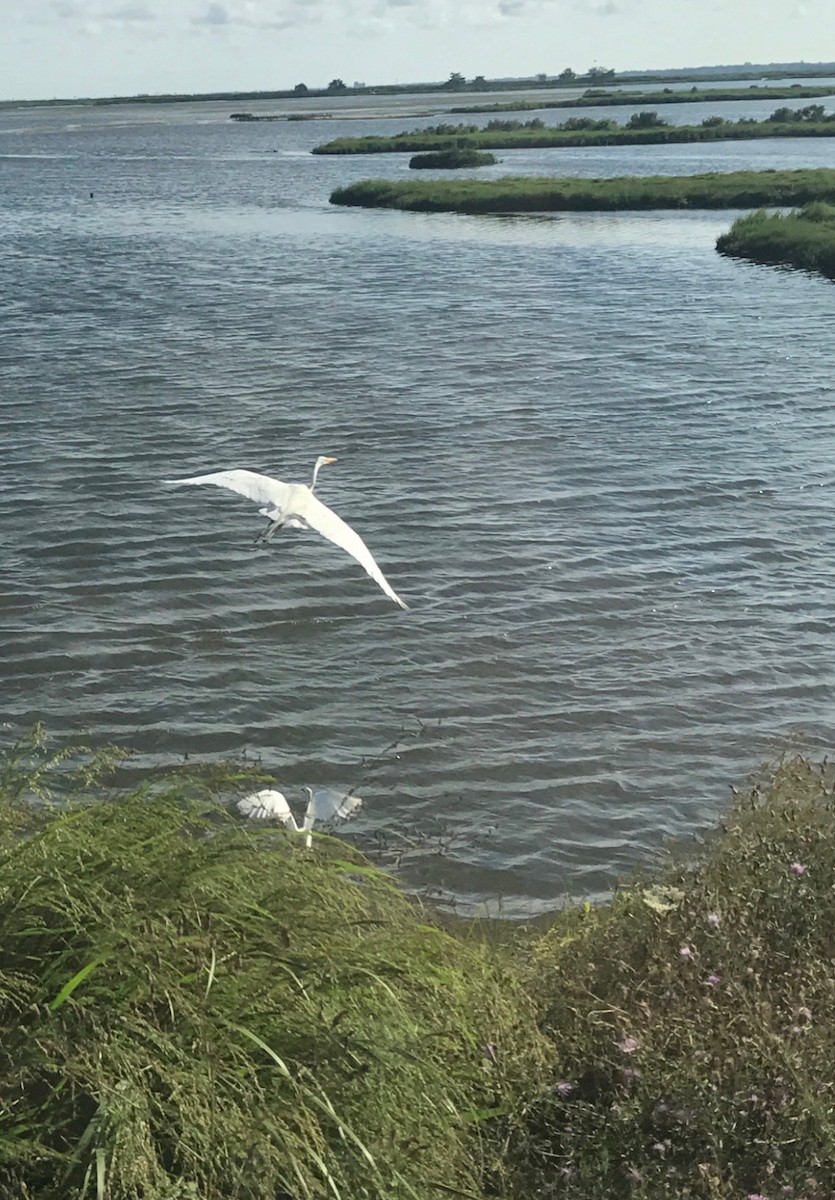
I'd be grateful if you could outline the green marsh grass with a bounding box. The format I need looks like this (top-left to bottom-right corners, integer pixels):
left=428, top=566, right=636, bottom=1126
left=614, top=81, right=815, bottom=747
left=717, top=200, right=835, bottom=280
left=0, top=728, right=547, bottom=1199
left=501, top=755, right=835, bottom=1198
left=329, top=168, right=835, bottom=214
left=409, top=148, right=497, bottom=169
left=313, top=110, right=835, bottom=155
left=6, top=727, right=835, bottom=1197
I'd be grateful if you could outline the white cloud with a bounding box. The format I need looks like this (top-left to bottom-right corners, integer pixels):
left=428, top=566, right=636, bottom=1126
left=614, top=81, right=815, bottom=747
left=189, top=0, right=326, bottom=30
left=191, top=1, right=229, bottom=23
left=50, top=0, right=85, bottom=15
left=105, top=2, right=155, bottom=18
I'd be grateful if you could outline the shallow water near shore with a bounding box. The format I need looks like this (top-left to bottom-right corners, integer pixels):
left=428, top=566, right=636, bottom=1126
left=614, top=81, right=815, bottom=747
left=3, top=87, right=835, bottom=914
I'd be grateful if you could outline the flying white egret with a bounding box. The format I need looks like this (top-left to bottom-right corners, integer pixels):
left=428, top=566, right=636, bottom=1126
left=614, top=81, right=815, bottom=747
left=166, top=456, right=408, bottom=609
left=237, top=786, right=363, bottom=847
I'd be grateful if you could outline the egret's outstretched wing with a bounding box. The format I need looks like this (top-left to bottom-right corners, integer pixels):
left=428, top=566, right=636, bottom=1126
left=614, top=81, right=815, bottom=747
left=237, top=789, right=298, bottom=828
left=302, top=787, right=364, bottom=831
left=298, top=493, right=408, bottom=609
left=168, top=470, right=293, bottom=518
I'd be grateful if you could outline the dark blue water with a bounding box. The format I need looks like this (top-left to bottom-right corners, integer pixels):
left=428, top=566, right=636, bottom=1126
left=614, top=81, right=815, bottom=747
left=3, top=89, right=835, bottom=913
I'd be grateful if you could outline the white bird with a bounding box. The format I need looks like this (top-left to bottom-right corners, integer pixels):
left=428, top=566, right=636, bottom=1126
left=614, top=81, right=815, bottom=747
left=166, top=456, right=408, bottom=609
left=237, top=786, right=363, bottom=847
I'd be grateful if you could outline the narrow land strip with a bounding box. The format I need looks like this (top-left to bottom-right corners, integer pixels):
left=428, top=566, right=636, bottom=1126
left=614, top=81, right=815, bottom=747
left=329, top=169, right=835, bottom=214
left=313, top=110, right=835, bottom=154
left=450, top=83, right=835, bottom=114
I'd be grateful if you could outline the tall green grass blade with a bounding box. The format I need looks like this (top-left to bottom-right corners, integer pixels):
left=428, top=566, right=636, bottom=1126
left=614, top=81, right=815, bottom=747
left=49, top=959, right=101, bottom=1011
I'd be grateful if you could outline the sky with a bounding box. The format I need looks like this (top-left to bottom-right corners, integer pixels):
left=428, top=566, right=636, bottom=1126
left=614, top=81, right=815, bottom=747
left=1, top=0, right=833, bottom=102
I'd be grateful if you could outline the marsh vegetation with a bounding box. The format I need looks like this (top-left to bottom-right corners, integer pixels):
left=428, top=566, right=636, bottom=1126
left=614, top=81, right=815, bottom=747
left=717, top=200, right=835, bottom=280
left=0, top=727, right=544, bottom=1200
left=409, top=147, right=497, bottom=169
left=3, top=729, right=835, bottom=1197
left=330, top=168, right=835, bottom=214
left=313, top=107, right=835, bottom=155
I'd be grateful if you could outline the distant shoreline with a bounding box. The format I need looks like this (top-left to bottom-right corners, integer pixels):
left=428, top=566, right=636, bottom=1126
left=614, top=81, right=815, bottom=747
left=3, top=61, right=835, bottom=110
left=449, top=83, right=835, bottom=115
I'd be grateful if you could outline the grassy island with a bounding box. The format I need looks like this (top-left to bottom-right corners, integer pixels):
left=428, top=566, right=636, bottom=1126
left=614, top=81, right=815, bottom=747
left=313, top=106, right=835, bottom=155
left=330, top=168, right=835, bottom=214
left=449, top=82, right=835, bottom=115
left=4, top=728, right=835, bottom=1197
left=409, top=148, right=497, bottom=169
left=717, top=200, right=835, bottom=280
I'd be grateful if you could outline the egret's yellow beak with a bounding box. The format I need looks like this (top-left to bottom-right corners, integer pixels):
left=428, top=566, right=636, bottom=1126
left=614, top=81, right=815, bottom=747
left=323, top=456, right=337, bottom=465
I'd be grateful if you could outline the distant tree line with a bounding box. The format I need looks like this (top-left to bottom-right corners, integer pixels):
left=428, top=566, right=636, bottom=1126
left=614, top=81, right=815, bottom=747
left=286, top=66, right=619, bottom=96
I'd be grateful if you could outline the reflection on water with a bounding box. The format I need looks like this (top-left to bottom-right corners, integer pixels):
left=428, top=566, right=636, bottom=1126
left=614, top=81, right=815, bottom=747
left=2, top=93, right=835, bottom=914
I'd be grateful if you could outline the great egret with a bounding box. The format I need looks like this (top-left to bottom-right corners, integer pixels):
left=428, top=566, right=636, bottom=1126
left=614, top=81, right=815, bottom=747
left=166, top=456, right=408, bottom=609
left=237, top=786, right=363, bottom=847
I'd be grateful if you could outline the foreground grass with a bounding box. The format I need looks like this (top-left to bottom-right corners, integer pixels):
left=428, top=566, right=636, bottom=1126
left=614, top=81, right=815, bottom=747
left=313, top=111, right=835, bottom=155
left=717, top=200, right=835, bottom=280
left=4, top=728, right=835, bottom=1197
left=0, top=728, right=545, bottom=1199
left=509, top=755, right=835, bottom=1198
left=330, top=168, right=835, bottom=213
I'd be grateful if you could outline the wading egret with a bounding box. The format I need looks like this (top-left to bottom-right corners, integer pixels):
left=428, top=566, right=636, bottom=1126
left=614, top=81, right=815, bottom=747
left=237, top=786, right=363, bottom=847
left=166, top=456, right=408, bottom=608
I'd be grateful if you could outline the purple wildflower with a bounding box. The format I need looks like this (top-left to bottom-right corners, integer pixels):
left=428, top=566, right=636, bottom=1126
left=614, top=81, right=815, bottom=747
left=556, top=1081, right=574, bottom=1098
left=704, top=973, right=721, bottom=987
left=746, top=1194, right=769, bottom=1200
left=797, top=1006, right=813, bottom=1022
left=706, top=911, right=721, bottom=928
left=617, top=1035, right=639, bottom=1054
left=679, top=944, right=693, bottom=959
left=790, top=862, right=805, bottom=875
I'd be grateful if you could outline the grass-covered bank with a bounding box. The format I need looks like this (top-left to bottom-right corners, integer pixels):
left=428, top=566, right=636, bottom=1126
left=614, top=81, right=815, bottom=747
left=4, top=728, right=835, bottom=1197
left=717, top=200, right=835, bottom=280
left=0, top=728, right=546, bottom=1199
left=313, top=109, right=835, bottom=155
left=330, top=168, right=835, bottom=214
left=508, top=753, right=835, bottom=1198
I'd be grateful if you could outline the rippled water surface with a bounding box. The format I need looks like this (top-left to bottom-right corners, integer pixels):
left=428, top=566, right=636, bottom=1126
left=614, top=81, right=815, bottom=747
left=3, top=90, right=835, bottom=912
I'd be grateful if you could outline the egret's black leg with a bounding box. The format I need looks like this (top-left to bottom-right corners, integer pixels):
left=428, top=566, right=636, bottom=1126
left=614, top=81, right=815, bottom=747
left=254, top=520, right=282, bottom=545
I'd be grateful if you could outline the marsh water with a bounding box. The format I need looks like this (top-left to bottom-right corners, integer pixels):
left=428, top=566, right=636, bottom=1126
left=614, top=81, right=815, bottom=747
left=3, top=82, right=835, bottom=913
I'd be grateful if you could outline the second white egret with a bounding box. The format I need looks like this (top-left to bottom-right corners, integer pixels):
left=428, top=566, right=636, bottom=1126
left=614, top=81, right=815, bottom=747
left=237, top=786, right=363, bottom=847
